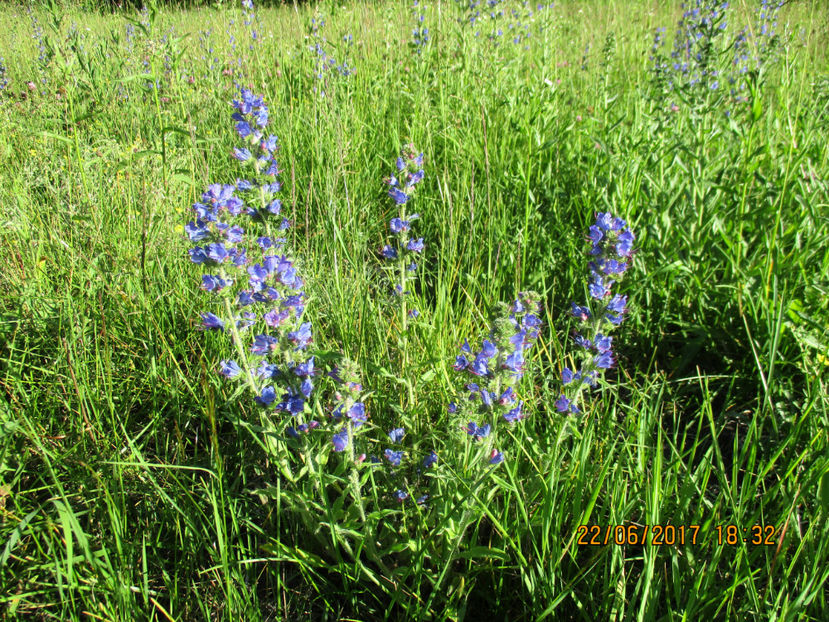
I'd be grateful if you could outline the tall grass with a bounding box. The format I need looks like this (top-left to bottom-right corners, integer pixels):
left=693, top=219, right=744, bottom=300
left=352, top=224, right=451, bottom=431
left=0, top=0, right=827, bottom=619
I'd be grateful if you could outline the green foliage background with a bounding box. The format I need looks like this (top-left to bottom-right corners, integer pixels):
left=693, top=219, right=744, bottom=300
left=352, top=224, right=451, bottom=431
left=0, top=0, right=827, bottom=619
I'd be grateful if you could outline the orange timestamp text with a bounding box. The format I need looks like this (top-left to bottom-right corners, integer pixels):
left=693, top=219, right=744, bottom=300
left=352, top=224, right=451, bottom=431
left=577, top=524, right=701, bottom=546
left=576, top=524, right=780, bottom=546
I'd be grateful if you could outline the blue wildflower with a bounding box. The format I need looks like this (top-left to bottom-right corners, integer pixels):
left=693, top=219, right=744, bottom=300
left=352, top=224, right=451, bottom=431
left=200, top=312, right=225, bottom=331
left=219, top=360, right=241, bottom=378
left=255, top=386, right=276, bottom=406
left=332, top=428, right=349, bottom=452
left=385, top=449, right=404, bottom=466
left=465, top=421, right=491, bottom=440
left=489, top=449, right=504, bottom=465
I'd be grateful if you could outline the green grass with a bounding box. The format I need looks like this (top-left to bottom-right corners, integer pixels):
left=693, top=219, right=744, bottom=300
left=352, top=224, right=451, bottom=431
left=1, top=0, right=828, bottom=619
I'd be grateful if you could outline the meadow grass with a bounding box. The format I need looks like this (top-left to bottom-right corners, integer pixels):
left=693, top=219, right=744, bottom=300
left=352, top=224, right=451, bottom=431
left=0, top=0, right=828, bottom=619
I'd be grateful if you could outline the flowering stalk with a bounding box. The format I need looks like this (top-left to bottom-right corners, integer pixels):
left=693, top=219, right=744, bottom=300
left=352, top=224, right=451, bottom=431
left=451, top=291, right=543, bottom=466
left=188, top=89, right=316, bottom=452
left=327, top=359, right=368, bottom=453
left=381, top=145, right=425, bottom=326
left=308, top=15, right=354, bottom=98
left=410, top=1, right=430, bottom=54
left=556, top=212, right=634, bottom=416
left=380, top=144, right=425, bottom=378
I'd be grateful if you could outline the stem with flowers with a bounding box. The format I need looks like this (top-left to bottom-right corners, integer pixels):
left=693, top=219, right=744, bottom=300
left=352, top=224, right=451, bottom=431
left=556, top=212, right=635, bottom=417
left=380, top=144, right=425, bottom=378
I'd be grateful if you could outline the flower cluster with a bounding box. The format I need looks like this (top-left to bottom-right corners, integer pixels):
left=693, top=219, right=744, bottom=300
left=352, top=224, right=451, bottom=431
left=328, top=358, right=368, bottom=451
left=242, top=0, right=260, bottom=51
left=380, top=145, right=425, bottom=318
left=556, top=213, right=634, bottom=415
left=326, top=362, right=437, bottom=507
left=411, top=1, right=430, bottom=53
left=669, top=1, right=729, bottom=91
left=188, top=89, right=316, bottom=430
left=455, top=0, right=551, bottom=45
left=308, top=17, right=354, bottom=98
left=451, top=291, right=543, bottom=464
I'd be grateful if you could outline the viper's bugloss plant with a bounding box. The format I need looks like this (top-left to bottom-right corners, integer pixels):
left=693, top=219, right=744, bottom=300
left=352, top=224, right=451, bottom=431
left=308, top=16, right=354, bottom=98
left=326, top=358, right=369, bottom=452
left=188, top=89, right=317, bottom=439
left=241, top=0, right=260, bottom=51
left=380, top=144, right=425, bottom=333
left=556, top=212, right=634, bottom=416
left=0, top=57, right=8, bottom=92
left=410, top=1, right=429, bottom=54
left=451, top=291, right=543, bottom=465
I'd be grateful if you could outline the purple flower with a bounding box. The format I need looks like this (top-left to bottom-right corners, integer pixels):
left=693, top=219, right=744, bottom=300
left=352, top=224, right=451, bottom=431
left=264, top=308, right=291, bottom=327
left=407, top=238, right=424, bottom=252
left=266, top=199, right=282, bottom=214
left=201, top=274, right=228, bottom=292
left=595, top=212, right=614, bottom=231
left=489, top=450, right=504, bottom=465
left=256, top=361, right=279, bottom=379
left=606, top=294, right=628, bottom=315
left=468, top=355, right=490, bottom=377
left=589, top=276, right=611, bottom=299
left=189, top=247, right=209, bottom=264
left=332, top=428, right=349, bottom=452
left=571, top=303, right=591, bottom=321
left=200, top=312, right=225, bottom=331
left=186, top=220, right=210, bottom=242
left=287, top=322, right=313, bottom=348
left=389, top=188, right=409, bottom=205
left=593, top=334, right=612, bottom=352
left=555, top=395, right=571, bottom=412
left=498, top=386, right=516, bottom=405
left=480, top=388, right=494, bottom=407
left=233, top=147, right=252, bottom=161
left=388, top=427, right=405, bottom=443
left=381, top=245, right=398, bottom=259
left=293, top=356, right=316, bottom=377
left=384, top=449, right=404, bottom=466
left=390, top=217, right=409, bottom=233
left=255, top=386, right=276, bottom=406
left=502, top=350, right=525, bottom=374
left=594, top=350, right=615, bottom=369
left=407, top=169, right=424, bottom=187
left=574, top=334, right=591, bottom=349
left=617, top=230, right=635, bottom=257
left=503, top=401, right=524, bottom=422
left=219, top=360, right=241, bottom=378
left=465, top=421, right=491, bottom=440
left=347, top=402, right=367, bottom=426
left=250, top=334, right=278, bottom=355
left=277, top=391, right=305, bottom=416
left=423, top=451, right=438, bottom=468
left=395, top=490, right=409, bottom=502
